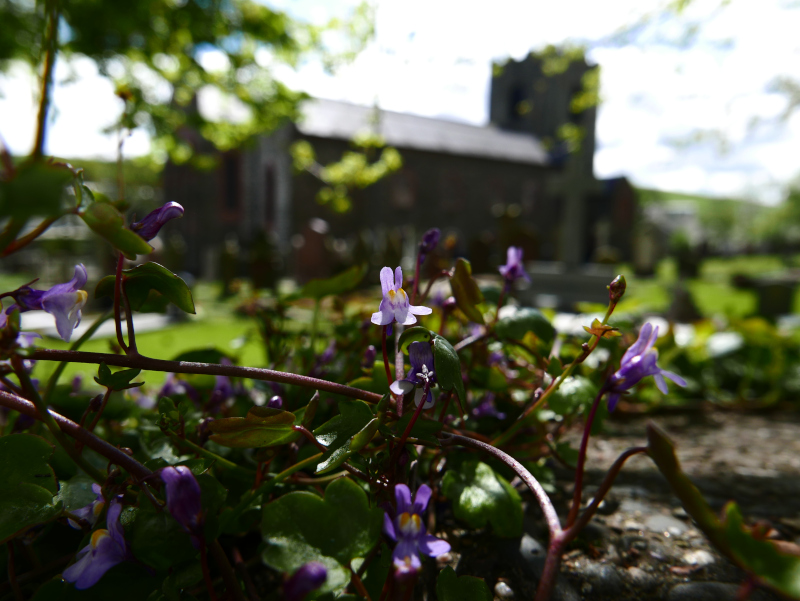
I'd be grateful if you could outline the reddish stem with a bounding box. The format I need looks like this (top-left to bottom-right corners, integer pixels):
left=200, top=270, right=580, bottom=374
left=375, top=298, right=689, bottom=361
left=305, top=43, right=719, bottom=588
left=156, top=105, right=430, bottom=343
left=199, top=544, right=219, bottom=601
left=113, top=254, right=128, bottom=353
left=566, top=387, right=607, bottom=528
left=396, top=382, right=429, bottom=450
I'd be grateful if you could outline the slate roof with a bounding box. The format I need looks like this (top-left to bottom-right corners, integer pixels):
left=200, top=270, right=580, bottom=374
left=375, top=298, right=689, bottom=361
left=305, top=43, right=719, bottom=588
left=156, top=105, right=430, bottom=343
left=297, top=98, right=550, bottom=167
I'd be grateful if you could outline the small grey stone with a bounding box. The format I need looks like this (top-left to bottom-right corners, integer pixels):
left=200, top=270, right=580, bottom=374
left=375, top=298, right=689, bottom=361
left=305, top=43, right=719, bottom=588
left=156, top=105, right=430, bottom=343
left=672, top=506, right=689, bottom=519
left=645, top=513, right=688, bottom=535
left=683, top=549, right=715, bottom=567
left=625, top=566, right=657, bottom=591
left=494, top=581, right=515, bottom=599
left=581, top=561, right=624, bottom=596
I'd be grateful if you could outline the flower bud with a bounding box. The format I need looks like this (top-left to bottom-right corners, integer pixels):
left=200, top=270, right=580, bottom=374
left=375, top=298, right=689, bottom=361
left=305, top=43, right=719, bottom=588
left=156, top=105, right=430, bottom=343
left=419, top=228, right=441, bottom=256
left=284, top=562, right=327, bottom=601
left=608, top=275, right=626, bottom=304
left=268, top=395, right=284, bottom=409
left=131, top=202, right=184, bottom=242
left=362, top=345, right=377, bottom=369
left=160, top=466, right=203, bottom=543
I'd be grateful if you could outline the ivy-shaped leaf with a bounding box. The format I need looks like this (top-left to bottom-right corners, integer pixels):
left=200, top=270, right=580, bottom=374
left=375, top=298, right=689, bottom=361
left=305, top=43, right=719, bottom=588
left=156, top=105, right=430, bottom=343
left=432, top=335, right=467, bottom=413
left=0, top=434, right=61, bottom=544
left=647, top=423, right=800, bottom=598
left=262, top=478, right=383, bottom=597
left=79, top=201, right=153, bottom=259
left=313, top=401, right=374, bottom=474
left=441, top=460, right=523, bottom=538
left=495, top=307, right=555, bottom=344
left=95, top=262, right=195, bottom=314
left=450, top=258, right=485, bottom=324
left=94, top=362, right=143, bottom=391
left=380, top=412, right=442, bottom=446
left=436, top=566, right=492, bottom=601
left=208, top=407, right=299, bottom=448
left=397, top=326, right=434, bottom=355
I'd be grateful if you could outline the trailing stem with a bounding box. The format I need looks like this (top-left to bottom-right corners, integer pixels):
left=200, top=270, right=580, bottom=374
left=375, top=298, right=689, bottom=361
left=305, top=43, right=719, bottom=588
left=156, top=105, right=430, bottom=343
left=113, top=254, right=128, bottom=353
left=566, top=386, right=608, bottom=528
left=30, top=349, right=384, bottom=404
left=33, top=0, right=59, bottom=159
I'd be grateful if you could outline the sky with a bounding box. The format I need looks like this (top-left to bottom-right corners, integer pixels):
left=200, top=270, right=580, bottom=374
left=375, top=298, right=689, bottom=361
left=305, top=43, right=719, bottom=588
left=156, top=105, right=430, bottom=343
left=1, top=0, right=799, bottom=204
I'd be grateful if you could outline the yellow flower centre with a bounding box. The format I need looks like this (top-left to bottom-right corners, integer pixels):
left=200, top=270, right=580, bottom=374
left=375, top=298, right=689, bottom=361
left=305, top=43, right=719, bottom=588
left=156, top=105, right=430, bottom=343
left=92, top=501, right=105, bottom=517
left=398, top=512, right=422, bottom=536
left=90, top=529, right=110, bottom=548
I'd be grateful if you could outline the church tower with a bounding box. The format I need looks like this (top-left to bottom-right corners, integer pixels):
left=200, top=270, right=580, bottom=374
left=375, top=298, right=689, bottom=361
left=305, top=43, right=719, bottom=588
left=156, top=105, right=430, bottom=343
left=489, top=52, right=597, bottom=178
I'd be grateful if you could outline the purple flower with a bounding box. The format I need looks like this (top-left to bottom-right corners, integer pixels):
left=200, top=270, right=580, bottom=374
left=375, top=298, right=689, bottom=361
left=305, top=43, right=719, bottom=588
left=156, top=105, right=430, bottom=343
left=63, top=497, right=128, bottom=589
left=159, top=373, right=199, bottom=403
left=131, top=202, right=184, bottom=241
left=389, top=342, right=436, bottom=409
left=207, top=373, right=234, bottom=414
left=11, top=265, right=88, bottom=342
left=498, top=247, right=530, bottom=284
left=605, top=323, right=687, bottom=411
left=284, top=562, right=327, bottom=601
left=160, top=466, right=204, bottom=546
left=418, top=228, right=441, bottom=258
left=471, top=393, right=506, bottom=420
left=267, top=395, right=284, bottom=409
left=383, top=484, right=450, bottom=576
left=371, top=266, right=432, bottom=327
left=361, top=345, right=377, bottom=369
left=67, top=483, right=105, bottom=530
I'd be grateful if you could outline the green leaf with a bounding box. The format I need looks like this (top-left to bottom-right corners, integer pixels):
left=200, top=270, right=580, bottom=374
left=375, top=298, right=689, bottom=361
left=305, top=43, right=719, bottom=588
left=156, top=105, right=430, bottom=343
left=171, top=348, right=233, bottom=364
left=128, top=492, right=198, bottom=572
left=449, top=258, right=485, bottom=324
left=94, top=362, right=142, bottom=391
left=647, top=423, right=800, bottom=598
left=441, top=460, right=523, bottom=538
left=96, top=262, right=195, bottom=314
left=30, top=563, right=160, bottom=600
left=0, top=161, right=71, bottom=220
left=548, top=376, right=598, bottom=416
left=289, top=263, right=367, bottom=301
left=262, top=478, right=383, bottom=597
left=302, top=393, right=319, bottom=428
left=350, top=417, right=380, bottom=452
left=432, top=335, right=466, bottom=413
left=313, top=401, right=374, bottom=474
left=436, top=566, right=492, bottom=601
left=0, top=434, right=61, bottom=544
left=208, top=407, right=299, bottom=448
left=495, top=307, right=555, bottom=344
left=398, top=326, right=434, bottom=355
left=79, top=201, right=153, bottom=259
left=56, top=475, right=98, bottom=512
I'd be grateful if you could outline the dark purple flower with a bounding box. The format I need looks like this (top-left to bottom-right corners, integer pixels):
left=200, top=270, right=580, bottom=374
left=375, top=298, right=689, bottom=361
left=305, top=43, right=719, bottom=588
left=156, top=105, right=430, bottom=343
left=63, top=497, right=128, bottom=589
left=498, top=247, right=530, bottom=284
left=160, top=466, right=204, bottom=546
left=371, top=266, right=432, bottom=326
left=284, top=562, right=327, bottom=601
left=131, top=202, right=184, bottom=241
left=159, top=373, right=199, bottom=403
left=608, top=275, right=626, bottom=304
left=471, top=393, right=506, bottom=420
left=11, top=265, right=88, bottom=342
left=267, top=395, right=284, bottom=409
left=207, top=373, right=234, bottom=414
left=389, top=342, right=436, bottom=408
left=319, top=340, right=336, bottom=364
left=67, top=483, right=105, bottom=529
left=383, top=484, right=450, bottom=576
left=418, top=228, right=441, bottom=257
left=361, top=345, right=377, bottom=369
left=605, top=323, right=687, bottom=411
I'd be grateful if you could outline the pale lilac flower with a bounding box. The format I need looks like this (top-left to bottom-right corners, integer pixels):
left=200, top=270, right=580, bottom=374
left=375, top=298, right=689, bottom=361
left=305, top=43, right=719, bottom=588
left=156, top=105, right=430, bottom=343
left=605, top=322, right=687, bottom=411
left=284, top=562, right=327, bottom=601
left=131, top=202, right=184, bottom=241
left=67, top=483, right=105, bottom=530
left=63, top=497, right=128, bottom=589
left=159, top=373, right=199, bottom=403
left=472, top=393, right=506, bottom=420
left=371, top=266, right=431, bottom=326
left=11, top=265, right=88, bottom=342
left=499, top=247, right=529, bottom=284
left=160, top=466, right=203, bottom=546
left=389, top=342, right=436, bottom=409
left=383, top=484, right=450, bottom=576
